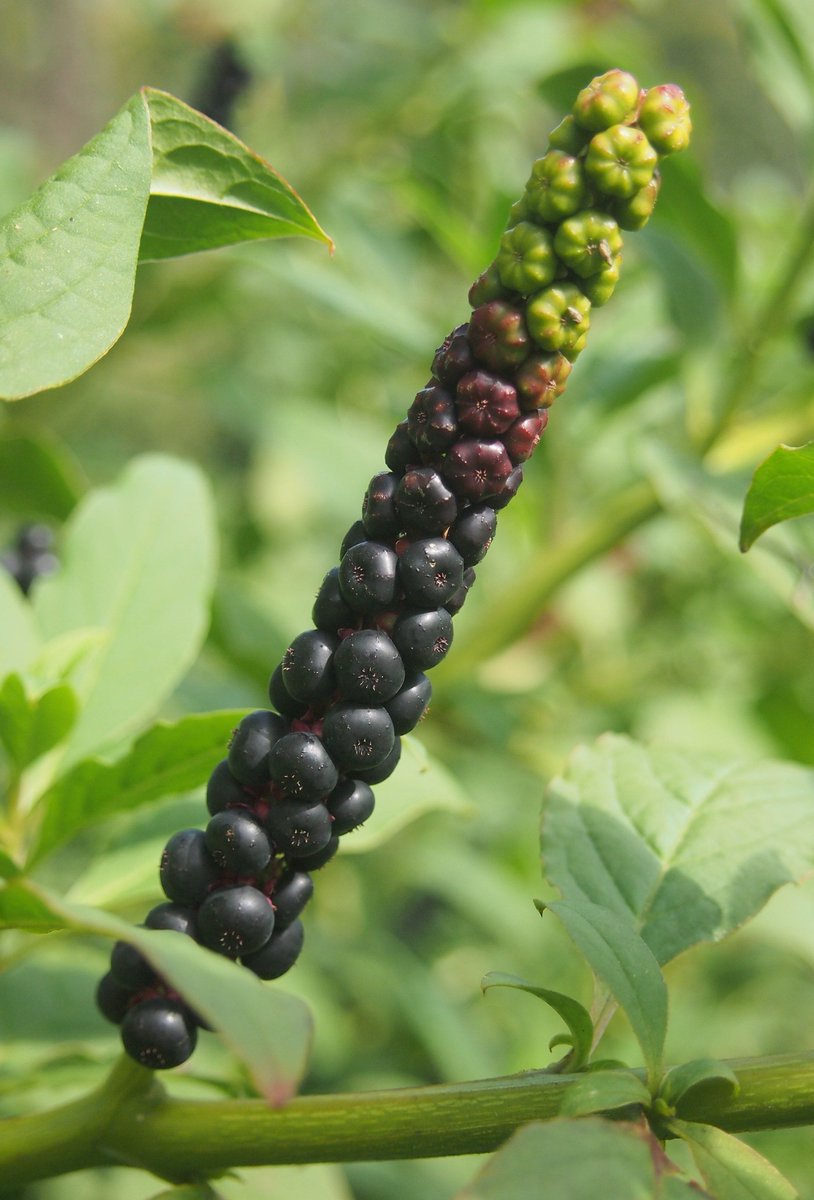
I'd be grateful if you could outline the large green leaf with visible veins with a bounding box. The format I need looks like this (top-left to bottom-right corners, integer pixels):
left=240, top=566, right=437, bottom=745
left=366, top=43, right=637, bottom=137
left=140, top=89, right=332, bottom=261
left=31, top=454, right=216, bottom=767
left=541, top=734, right=814, bottom=966
left=0, top=89, right=330, bottom=401
left=0, top=94, right=151, bottom=400
left=0, top=880, right=312, bottom=1104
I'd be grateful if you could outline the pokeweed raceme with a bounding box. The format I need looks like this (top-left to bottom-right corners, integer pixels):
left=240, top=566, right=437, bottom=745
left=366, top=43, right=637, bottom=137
left=97, top=70, right=691, bottom=1069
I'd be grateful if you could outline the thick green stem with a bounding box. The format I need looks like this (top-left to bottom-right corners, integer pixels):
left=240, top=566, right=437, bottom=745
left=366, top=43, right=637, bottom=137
left=3, top=1053, right=814, bottom=1189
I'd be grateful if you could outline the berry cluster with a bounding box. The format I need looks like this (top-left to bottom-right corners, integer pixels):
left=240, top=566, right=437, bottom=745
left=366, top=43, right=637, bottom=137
left=97, top=71, right=690, bottom=1069
left=1, top=524, right=58, bottom=595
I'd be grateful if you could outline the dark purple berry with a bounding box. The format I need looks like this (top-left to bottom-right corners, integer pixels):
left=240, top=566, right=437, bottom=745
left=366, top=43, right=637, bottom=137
left=269, top=663, right=308, bottom=719
left=445, top=566, right=476, bottom=616
left=322, top=702, right=395, bottom=771
left=281, top=629, right=338, bottom=705
left=456, top=370, right=520, bottom=437
left=362, top=471, right=402, bottom=540
left=491, top=464, right=523, bottom=510
left=333, top=628, right=405, bottom=704
left=503, top=410, right=548, bottom=464
left=391, top=607, right=454, bottom=670
left=398, top=538, right=464, bottom=608
left=395, top=467, right=458, bottom=536
left=431, top=323, right=475, bottom=386
left=145, top=903, right=197, bottom=938
left=160, top=829, right=219, bottom=905
left=340, top=520, right=368, bottom=558
left=110, top=941, right=156, bottom=991
left=353, top=735, right=402, bottom=784
left=268, top=731, right=339, bottom=802
left=205, top=810, right=272, bottom=875
left=206, top=758, right=249, bottom=816
left=514, top=351, right=571, bottom=409
left=338, top=541, right=399, bottom=614
left=385, top=672, right=432, bottom=734
left=448, top=505, right=496, bottom=566
left=121, top=997, right=197, bottom=1069
left=287, top=832, right=340, bottom=871
left=407, top=381, right=458, bottom=456
left=197, top=885, right=275, bottom=957
left=312, top=567, right=357, bottom=634
left=227, top=710, right=287, bottom=789
left=96, top=972, right=135, bottom=1025
left=328, top=778, right=376, bottom=834
left=443, top=439, right=512, bottom=502
left=385, top=420, right=419, bottom=473
left=271, top=868, right=314, bottom=929
left=265, top=796, right=333, bottom=856
left=468, top=301, right=530, bottom=371
left=242, top=919, right=305, bottom=980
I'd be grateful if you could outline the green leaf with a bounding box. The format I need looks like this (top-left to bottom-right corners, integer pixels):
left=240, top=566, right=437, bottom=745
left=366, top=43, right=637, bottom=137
left=31, top=709, right=245, bottom=863
left=454, top=1117, right=696, bottom=1199
left=32, top=454, right=217, bottom=766
left=658, top=1059, right=740, bottom=1113
left=139, top=88, right=332, bottom=261
left=0, top=880, right=312, bottom=1103
left=0, top=673, right=77, bottom=771
left=739, top=442, right=814, bottom=551
left=541, top=733, right=814, bottom=966
left=559, top=1070, right=651, bottom=1117
left=543, top=898, right=668, bottom=1089
left=669, top=1120, right=799, bottom=1199
left=147, top=1186, right=225, bottom=1200
left=0, top=93, right=152, bottom=401
left=0, top=571, right=40, bottom=676
left=0, top=428, right=85, bottom=518
left=337, top=735, right=472, bottom=853
left=0, top=848, right=20, bottom=879
left=481, top=971, right=593, bottom=1070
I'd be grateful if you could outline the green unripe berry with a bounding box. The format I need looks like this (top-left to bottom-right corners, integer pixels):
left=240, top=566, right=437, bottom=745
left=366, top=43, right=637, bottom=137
left=562, top=331, right=588, bottom=361
left=579, top=256, right=621, bottom=307
left=524, top=150, right=588, bottom=223
left=572, top=69, right=640, bottom=132
left=468, top=262, right=508, bottom=307
left=548, top=114, right=590, bottom=155
left=610, top=174, right=661, bottom=231
left=506, top=196, right=531, bottom=227
left=638, top=84, right=692, bottom=155
left=496, top=222, right=557, bottom=294
left=515, top=352, right=572, bottom=409
left=553, top=211, right=622, bottom=279
left=584, top=124, right=658, bottom=199
left=526, top=283, right=591, bottom=354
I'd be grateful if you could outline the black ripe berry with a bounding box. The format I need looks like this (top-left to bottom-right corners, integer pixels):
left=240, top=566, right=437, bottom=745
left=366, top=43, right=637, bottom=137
left=205, top=810, right=272, bottom=875
left=407, top=381, right=458, bottom=456
left=445, top=567, right=476, bottom=616
left=227, top=710, right=287, bottom=789
left=160, top=829, right=219, bottom=905
left=206, top=758, right=250, bottom=816
left=362, top=471, right=402, bottom=540
left=145, top=902, right=197, bottom=938
left=386, top=671, right=432, bottom=734
left=120, top=998, right=197, bottom=1069
left=265, top=796, right=333, bottom=857
left=268, top=731, right=339, bottom=802
left=96, top=972, right=135, bottom=1025
left=322, top=702, right=395, bottom=771
left=197, top=885, right=275, bottom=957
left=242, top=919, right=305, bottom=980
left=338, top=541, right=399, bottom=614
left=431, top=323, right=475, bottom=387
left=491, top=464, right=523, bottom=510
left=449, top=505, right=496, bottom=566
left=327, top=778, right=376, bottom=834
left=271, top=868, right=314, bottom=929
left=333, top=629, right=405, bottom=704
left=353, top=735, right=402, bottom=784
left=443, top=439, right=512, bottom=502
left=312, top=566, right=357, bottom=634
left=340, top=519, right=368, bottom=558
left=287, top=831, right=340, bottom=871
left=456, top=370, right=519, bottom=437
left=385, top=420, right=419, bottom=473
left=391, top=606, right=454, bottom=670
left=281, top=629, right=339, bottom=704
left=269, top=663, right=308, bottom=719
left=398, top=538, right=464, bottom=608
left=395, top=467, right=458, bottom=536
left=110, top=942, right=156, bottom=991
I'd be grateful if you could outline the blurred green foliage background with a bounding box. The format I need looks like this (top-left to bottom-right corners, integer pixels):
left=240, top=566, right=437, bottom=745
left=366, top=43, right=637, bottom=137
left=2, top=0, right=814, bottom=1196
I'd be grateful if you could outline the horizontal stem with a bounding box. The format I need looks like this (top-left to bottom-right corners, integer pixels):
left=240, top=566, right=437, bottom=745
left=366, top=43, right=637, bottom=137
left=4, top=1052, right=814, bottom=1188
